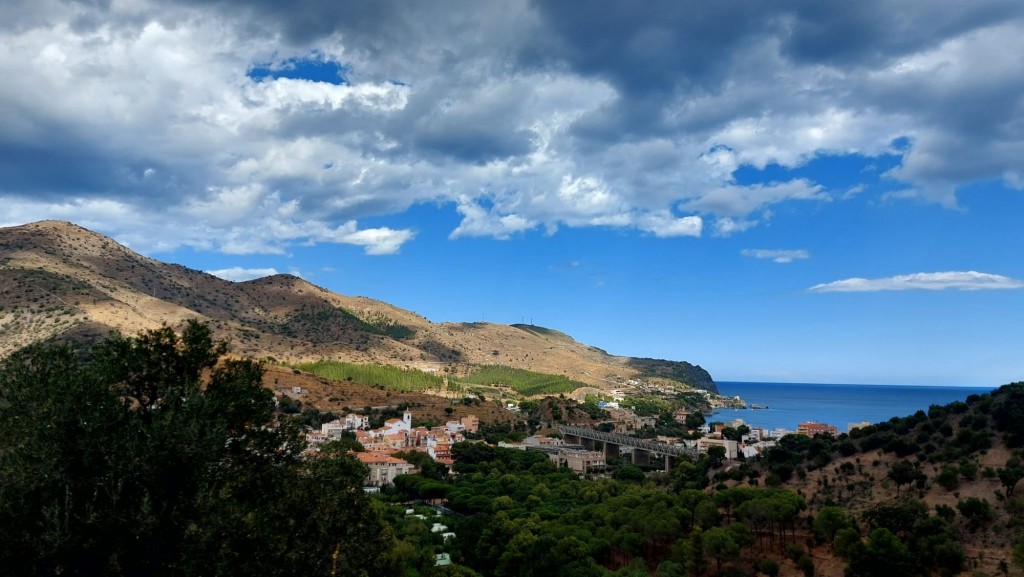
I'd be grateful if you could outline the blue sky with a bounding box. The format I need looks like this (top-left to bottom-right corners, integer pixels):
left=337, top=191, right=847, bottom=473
left=1, top=1, right=1022, bottom=386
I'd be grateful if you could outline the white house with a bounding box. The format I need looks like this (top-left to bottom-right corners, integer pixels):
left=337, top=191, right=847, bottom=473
left=344, top=413, right=369, bottom=430
left=380, top=411, right=413, bottom=436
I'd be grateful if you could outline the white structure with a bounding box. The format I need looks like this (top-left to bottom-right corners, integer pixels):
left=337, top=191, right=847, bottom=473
left=697, top=438, right=739, bottom=460
left=321, top=420, right=345, bottom=440
left=344, top=413, right=369, bottom=430
left=740, top=445, right=760, bottom=459
left=380, top=411, right=413, bottom=436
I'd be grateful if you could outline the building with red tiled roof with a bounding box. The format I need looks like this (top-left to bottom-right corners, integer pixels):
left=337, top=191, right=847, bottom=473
left=354, top=452, right=417, bottom=486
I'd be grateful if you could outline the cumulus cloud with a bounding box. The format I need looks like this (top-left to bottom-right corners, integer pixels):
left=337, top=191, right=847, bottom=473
left=1, top=0, right=1022, bottom=250
left=713, top=218, right=759, bottom=237
left=680, top=180, right=829, bottom=217
left=636, top=212, right=703, bottom=238
left=449, top=197, right=536, bottom=240
left=206, top=267, right=279, bottom=282
left=809, top=271, right=1023, bottom=292
left=742, top=249, right=810, bottom=264
left=335, top=225, right=415, bottom=255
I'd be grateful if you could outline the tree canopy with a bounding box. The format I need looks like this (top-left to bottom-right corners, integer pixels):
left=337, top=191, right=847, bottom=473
left=0, top=321, right=391, bottom=577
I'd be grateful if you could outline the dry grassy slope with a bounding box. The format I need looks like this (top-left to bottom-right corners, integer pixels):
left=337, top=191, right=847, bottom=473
left=781, top=442, right=1018, bottom=577
left=262, top=364, right=515, bottom=427
left=0, top=220, right=713, bottom=393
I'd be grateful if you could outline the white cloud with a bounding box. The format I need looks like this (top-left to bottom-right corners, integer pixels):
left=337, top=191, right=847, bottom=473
left=636, top=211, right=703, bottom=238
left=713, top=217, right=759, bottom=237
left=556, top=175, right=623, bottom=216
left=1003, top=171, right=1024, bottom=190
left=449, top=197, right=537, bottom=240
left=742, top=249, right=810, bottom=264
left=334, top=226, right=416, bottom=255
left=680, top=180, right=828, bottom=218
left=809, top=271, right=1023, bottom=292
left=1, top=0, right=1023, bottom=249
left=245, top=77, right=409, bottom=113
left=206, top=267, right=279, bottom=282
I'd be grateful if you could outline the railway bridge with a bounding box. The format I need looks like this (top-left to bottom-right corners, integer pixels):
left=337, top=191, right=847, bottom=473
left=559, top=425, right=699, bottom=472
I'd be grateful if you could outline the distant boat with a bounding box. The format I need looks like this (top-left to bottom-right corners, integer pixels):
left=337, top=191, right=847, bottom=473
left=750, top=404, right=769, bottom=409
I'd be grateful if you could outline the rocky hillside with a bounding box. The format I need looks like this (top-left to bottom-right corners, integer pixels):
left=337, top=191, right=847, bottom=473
left=0, top=220, right=717, bottom=394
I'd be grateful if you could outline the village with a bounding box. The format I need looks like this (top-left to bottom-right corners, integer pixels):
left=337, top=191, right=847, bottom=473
left=301, top=400, right=864, bottom=486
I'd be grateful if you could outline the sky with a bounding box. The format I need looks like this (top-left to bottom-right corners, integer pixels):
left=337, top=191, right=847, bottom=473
left=2, top=1, right=1023, bottom=387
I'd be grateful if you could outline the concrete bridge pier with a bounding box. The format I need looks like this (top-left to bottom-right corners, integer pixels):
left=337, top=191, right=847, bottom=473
left=604, top=442, right=620, bottom=459
left=632, top=449, right=650, bottom=467
left=664, top=455, right=674, bottom=473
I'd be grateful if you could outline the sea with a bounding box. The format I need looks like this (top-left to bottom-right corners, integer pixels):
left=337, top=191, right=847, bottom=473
left=711, top=381, right=996, bottom=433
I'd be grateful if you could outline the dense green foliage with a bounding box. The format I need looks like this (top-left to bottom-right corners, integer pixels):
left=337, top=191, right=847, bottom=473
left=378, top=384, right=1024, bottom=576
left=282, top=305, right=415, bottom=343
left=625, top=357, right=718, bottom=393
left=0, top=321, right=392, bottom=577
left=335, top=307, right=416, bottom=340
left=459, top=365, right=584, bottom=396
left=6, top=318, right=1022, bottom=577
left=297, top=360, right=445, bottom=392
left=380, top=443, right=815, bottom=577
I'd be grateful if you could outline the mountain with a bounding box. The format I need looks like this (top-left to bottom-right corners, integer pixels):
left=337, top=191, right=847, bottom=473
left=0, top=220, right=717, bottom=394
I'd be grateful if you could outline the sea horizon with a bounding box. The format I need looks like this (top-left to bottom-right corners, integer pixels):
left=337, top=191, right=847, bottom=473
left=717, top=379, right=998, bottom=389
left=710, top=380, right=997, bottom=432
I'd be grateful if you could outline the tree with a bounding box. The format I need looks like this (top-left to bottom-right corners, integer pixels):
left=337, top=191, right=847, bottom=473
left=614, top=464, right=646, bottom=483
left=936, top=465, right=960, bottom=491
left=796, top=554, right=815, bottom=577
left=702, top=527, right=740, bottom=577
left=813, top=506, right=851, bottom=543
left=758, top=558, right=780, bottom=577
left=846, top=528, right=916, bottom=577
left=1014, top=536, right=1024, bottom=573
left=707, top=445, right=727, bottom=467
left=394, top=450, right=449, bottom=481
left=0, top=321, right=392, bottom=576
left=956, top=497, right=994, bottom=530
left=695, top=499, right=721, bottom=530
left=322, top=431, right=365, bottom=455
left=998, top=458, right=1024, bottom=497
left=685, top=412, right=706, bottom=429
left=887, top=460, right=923, bottom=496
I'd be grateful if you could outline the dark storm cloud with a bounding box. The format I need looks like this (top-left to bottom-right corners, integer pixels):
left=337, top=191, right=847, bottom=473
left=777, top=0, right=1024, bottom=66
left=525, top=0, right=1024, bottom=196
left=175, top=0, right=398, bottom=44
left=527, top=1, right=770, bottom=96
left=530, top=1, right=1024, bottom=86
left=2, top=0, right=1024, bottom=250
left=412, top=125, right=536, bottom=165
left=0, top=118, right=192, bottom=202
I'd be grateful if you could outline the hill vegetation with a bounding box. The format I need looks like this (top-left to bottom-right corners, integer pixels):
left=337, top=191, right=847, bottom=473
left=0, top=220, right=718, bottom=396
left=296, top=360, right=447, bottom=393
left=387, top=384, right=1024, bottom=577
left=2, top=321, right=1023, bottom=576
left=458, top=364, right=586, bottom=396
left=0, top=321, right=391, bottom=576
left=627, top=357, right=718, bottom=391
